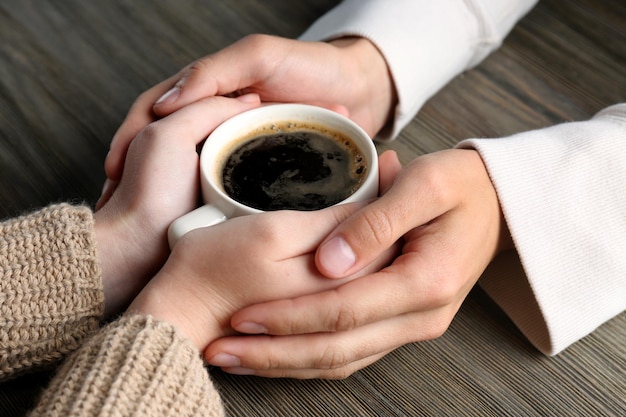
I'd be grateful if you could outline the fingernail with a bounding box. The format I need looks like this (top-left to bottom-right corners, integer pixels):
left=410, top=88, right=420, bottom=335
left=155, top=85, right=180, bottom=105
left=236, top=322, right=267, bottom=334
left=100, top=178, right=113, bottom=196
left=209, top=353, right=241, bottom=368
left=319, top=236, right=356, bottom=276
left=225, top=367, right=255, bottom=376
left=96, top=178, right=116, bottom=210
left=236, top=93, right=260, bottom=103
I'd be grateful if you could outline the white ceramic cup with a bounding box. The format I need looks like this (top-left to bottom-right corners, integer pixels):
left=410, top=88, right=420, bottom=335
left=168, top=104, right=379, bottom=248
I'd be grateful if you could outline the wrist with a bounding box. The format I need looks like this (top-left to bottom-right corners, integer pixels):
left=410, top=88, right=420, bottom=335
left=467, top=149, right=514, bottom=254
left=127, top=269, right=223, bottom=352
left=94, top=201, right=168, bottom=317
left=329, top=37, right=397, bottom=137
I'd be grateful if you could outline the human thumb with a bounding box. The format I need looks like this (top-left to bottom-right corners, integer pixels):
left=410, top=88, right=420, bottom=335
left=316, top=150, right=403, bottom=278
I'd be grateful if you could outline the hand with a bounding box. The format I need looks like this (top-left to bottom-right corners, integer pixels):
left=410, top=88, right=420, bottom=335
left=126, top=202, right=397, bottom=353
left=204, top=149, right=513, bottom=379
left=94, top=94, right=260, bottom=316
left=99, top=34, right=396, bottom=206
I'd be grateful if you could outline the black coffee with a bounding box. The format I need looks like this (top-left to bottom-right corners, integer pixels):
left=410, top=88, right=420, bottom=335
left=222, top=129, right=367, bottom=211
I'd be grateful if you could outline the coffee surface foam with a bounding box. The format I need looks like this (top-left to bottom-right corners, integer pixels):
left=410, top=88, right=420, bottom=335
left=222, top=127, right=366, bottom=211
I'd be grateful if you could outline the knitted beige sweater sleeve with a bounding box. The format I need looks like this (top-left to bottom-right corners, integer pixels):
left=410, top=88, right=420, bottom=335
left=0, top=204, right=103, bottom=379
left=0, top=204, right=225, bottom=417
left=30, top=315, right=225, bottom=417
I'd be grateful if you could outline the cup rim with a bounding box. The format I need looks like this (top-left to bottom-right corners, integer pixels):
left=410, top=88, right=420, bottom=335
left=200, top=103, right=378, bottom=213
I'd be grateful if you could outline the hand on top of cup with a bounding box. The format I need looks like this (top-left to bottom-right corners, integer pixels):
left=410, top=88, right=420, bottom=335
left=93, top=94, right=261, bottom=316
left=127, top=139, right=401, bottom=355
left=125, top=102, right=397, bottom=361
left=128, top=198, right=400, bottom=355
left=203, top=148, right=510, bottom=379
left=100, top=34, right=395, bottom=204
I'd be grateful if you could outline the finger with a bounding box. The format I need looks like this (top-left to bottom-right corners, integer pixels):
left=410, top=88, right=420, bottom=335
left=151, top=36, right=350, bottom=118
left=297, top=102, right=350, bottom=119
left=378, top=150, right=402, bottom=194
left=222, top=350, right=389, bottom=380
left=208, top=309, right=453, bottom=379
left=153, top=94, right=261, bottom=150
left=255, top=100, right=350, bottom=118
left=103, top=94, right=261, bottom=209
left=207, top=201, right=369, bottom=266
left=105, top=74, right=181, bottom=181
left=95, top=178, right=118, bottom=210
left=100, top=94, right=262, bottom=226
left=206, top=325, right=397, bottom=380
left=231, top=223, right=466, bottom=337
left=152, top=35, right=279, bottom=115
left=315, top=157, right=452, bottom=278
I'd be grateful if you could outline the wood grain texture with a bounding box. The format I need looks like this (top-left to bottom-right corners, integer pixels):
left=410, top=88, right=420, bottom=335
left=1, top=1, right=624, bottom=416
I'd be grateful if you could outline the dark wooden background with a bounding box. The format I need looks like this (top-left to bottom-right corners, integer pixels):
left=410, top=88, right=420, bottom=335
left=1, top=1, right=624, bottom=416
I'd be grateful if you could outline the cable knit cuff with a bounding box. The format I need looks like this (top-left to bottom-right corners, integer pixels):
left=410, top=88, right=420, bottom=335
left=30, top=315, right=225, bottom=417
left=0, top=204, right=104, bottom=380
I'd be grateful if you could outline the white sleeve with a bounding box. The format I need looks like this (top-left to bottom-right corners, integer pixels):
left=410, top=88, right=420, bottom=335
left=300, top=0, right=538, bottom=141
left=457, top=104, right=626, bottom=355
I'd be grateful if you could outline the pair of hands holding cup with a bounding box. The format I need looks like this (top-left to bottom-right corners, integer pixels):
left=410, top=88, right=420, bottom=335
left=97, top=34, right=510, bottom=379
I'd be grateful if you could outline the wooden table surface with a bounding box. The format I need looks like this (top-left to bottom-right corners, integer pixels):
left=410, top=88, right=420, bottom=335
left=1, top=1, right=624, bottom=416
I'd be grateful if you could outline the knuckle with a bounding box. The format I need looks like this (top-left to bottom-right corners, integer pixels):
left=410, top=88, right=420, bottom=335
left=411, top=158, right=454, bottom=208
left=131, top=122, right=163, bottom=152
left=138, top=121, right=160, bottom=140
left=423, top=278, right=458, bottom=308
left=247, top=214, right=283, bottom=246
left=238, top=34, right=281, bottom=74
left=235, top=214, right=294, bottom=261
left=356, top=207, right=395, bottom=248
left=173, top=230, right=204, bottom=259
left=263, top=352, right=286, bottom=371
left=402, top=260, right=461, bottom=310
left=333, top=303, right=359, bottom=332
left=423, top=317, right=453, bottom=341
left=403, top=307, right=455, bottom=342
left=183, top=56, right=219, bottom=90
left=328, top=203, right=359, bottom=227
left=316, top=346, right=349, bottom=371
left=240, top=33, right=275, bottom=51
left=319, top=362, right=359, bottom=380
left=185, top=56, right=214, bottom=78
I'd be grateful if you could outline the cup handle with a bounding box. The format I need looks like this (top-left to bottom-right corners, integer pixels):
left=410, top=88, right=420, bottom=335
left=168, top=205, right=227, bottom=249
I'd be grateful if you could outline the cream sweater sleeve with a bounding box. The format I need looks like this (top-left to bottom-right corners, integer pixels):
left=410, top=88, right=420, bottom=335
left=457, top=104, right=626, bottom=355
left=300, top=0, right=538, bottom=140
